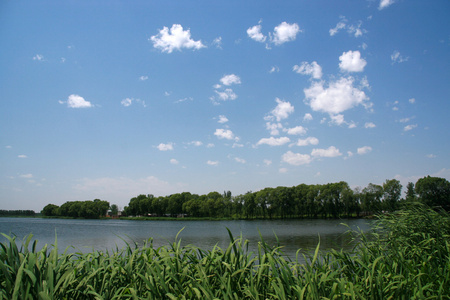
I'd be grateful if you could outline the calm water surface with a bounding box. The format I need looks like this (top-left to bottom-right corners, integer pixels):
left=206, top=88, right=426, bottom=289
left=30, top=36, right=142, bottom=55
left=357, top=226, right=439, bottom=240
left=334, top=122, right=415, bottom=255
left=0, top=217, right=372, bottom=258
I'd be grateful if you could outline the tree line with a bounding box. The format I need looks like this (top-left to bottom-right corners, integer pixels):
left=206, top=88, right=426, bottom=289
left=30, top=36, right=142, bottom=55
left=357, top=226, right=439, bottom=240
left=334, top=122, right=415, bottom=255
left=122, top=176, right=449, bottom=219
left=39, top=176, right=449, bottom=219
left=0, top=210, right=35, bottom=217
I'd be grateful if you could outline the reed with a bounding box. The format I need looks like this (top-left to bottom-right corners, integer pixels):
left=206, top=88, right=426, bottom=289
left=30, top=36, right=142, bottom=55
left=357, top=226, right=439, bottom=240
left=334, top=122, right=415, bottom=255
left=1, top=204, right=449, bottom=299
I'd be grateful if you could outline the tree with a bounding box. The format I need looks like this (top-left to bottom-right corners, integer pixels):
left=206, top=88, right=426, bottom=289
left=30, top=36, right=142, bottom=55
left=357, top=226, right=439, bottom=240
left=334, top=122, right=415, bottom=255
left=41, top=204, right=59, bottom=216
left=110, top=204, right=119, bottom=216
left=382, top=179, right=402, bottom=212
left=415, top=176, right=450, bottom=209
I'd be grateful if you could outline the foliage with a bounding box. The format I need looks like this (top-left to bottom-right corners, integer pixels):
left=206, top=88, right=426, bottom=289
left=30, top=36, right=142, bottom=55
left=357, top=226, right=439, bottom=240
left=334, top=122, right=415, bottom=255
left=1, top=205, right=449, bottom=299
left=41, top=199, right=110, bottom=219
left=0, top=210, right=35, bottom=217
left=415, top=176, right=450, bottom=209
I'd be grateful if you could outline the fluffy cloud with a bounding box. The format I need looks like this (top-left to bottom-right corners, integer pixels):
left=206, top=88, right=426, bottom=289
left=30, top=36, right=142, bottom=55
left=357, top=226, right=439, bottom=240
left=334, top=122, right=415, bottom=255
left=284, top=126, right=307, bottom=135
left=150, top=24, right=205, bottom=53
left=304, top=77, right=370, bottom=115
left=365, top=122, right=376, bottom=128
left=265, top=122, right=283, bottom=135
left=295, top=137, right=319, bottom=146
left=268, top=98, right=294, bottom=122
left=339, top=50, right=367, bottom=72
left=303, top=113, right=313, bottom=122
left=247, top=21, right=301, bottom=46
left=409, top=98, right=416, bottom=104
left=282, top=151, right=311, bottom=166
left=139, top=76, right=148, bottom=81
left=157, top=143, right=174, bottom=151
left=257, top=137, right=290, bottom=146
left=218, top=115, right=229, bottom=124
left=379, top=0, right=395, bottom=10
left=170, top=158, right=179, bottom=165
left=357, top=146, right=372, bottom=155
left=20, top=174, right=33, bottom=179
left=391, top=51, right=409, bottom=63
left=293, top=61, right=322, bottom=79
left=220, top=74, right=241, bottom=86
left=215, top=89, right=237, bottom=101
left=189, top=141, right=203, bottom=147
left=207, top=160, right=219, bottom=166
left=263, top=159, right=272, bottom=166
left=121, top=98, right=146, bottom=107
left=214, top=129, right=236, bottom=140
left=18, top=155, right=28, bottom=158
left=247, top=24, right=266, bottom=42
left=61, top=94, right=93, bottom=108
left=311, top=146, right=342, bottom=158
left=271, top=22, right=301, bottom=45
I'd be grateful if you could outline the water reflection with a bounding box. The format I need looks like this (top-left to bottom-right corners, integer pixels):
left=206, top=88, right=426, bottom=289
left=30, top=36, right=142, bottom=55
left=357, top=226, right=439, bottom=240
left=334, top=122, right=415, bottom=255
left=0, top=217, right=372, bottom=259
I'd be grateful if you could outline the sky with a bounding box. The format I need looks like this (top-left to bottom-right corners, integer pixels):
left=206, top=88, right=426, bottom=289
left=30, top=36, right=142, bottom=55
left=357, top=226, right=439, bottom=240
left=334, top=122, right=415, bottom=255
left=1, top=0, right=449, bottom=211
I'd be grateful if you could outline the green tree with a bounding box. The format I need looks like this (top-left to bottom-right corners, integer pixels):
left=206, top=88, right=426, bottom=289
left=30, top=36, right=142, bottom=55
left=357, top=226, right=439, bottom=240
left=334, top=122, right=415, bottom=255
left=415, top=176, right=450, bottom=209
left=382, top=179, right=402, bottom=212
left=41, top=204, right=59, bottom=216
left=405, top=182, right=416, bottom=202
left=110, top=204, right=119, bottom=216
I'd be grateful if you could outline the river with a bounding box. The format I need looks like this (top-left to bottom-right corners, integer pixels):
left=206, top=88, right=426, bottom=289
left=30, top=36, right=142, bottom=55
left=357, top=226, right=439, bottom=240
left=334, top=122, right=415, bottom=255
left=0, top=217, right=372, bottom=259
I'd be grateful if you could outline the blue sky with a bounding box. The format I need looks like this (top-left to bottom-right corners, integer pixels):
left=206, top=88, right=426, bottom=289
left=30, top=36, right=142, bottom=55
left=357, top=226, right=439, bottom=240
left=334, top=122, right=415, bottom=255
left=1, top=0, right=449, bottom=211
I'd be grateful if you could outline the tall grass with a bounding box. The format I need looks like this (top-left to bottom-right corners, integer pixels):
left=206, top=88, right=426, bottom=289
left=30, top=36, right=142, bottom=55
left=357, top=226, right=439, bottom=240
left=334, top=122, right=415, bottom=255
left=1, top=204, right=449, bottom=299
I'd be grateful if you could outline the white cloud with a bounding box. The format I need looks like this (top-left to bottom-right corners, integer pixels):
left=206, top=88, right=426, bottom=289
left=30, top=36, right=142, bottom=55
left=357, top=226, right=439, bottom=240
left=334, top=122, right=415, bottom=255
left=269, top=66, right=280, bottom=73
left=330, top=114, right=346, bottom=126
left=212, top=37, right=222, bottom=48
left=339, top=50, right=367, bottom=72
left=304, top=77, right=370, bottom=115
left=263, top=159, right=272, bottom=166
left=189, top=141, right=203, bottom=147
left=206, top=143, right=215, bottom=148
left=139, top=76, right=148, bottom=81
left=234, top=157, right=246, bottom=164
left=409, top=98, right=416, bottom=104
left=284, top=126, right=307, bottom=135
left=62, top=94, right=93, bottom=108
left=293, top=61, right=322, bottom=79
left=330, top=20, right=347, bottom=36
left=391, top=51, right=409, bottom=63
left=311, top=146, right=342, bottom=158
left=404, top=124, right=417, bottom=131
left=365, top=122, right=376, bottom=128
left=265, top=122, right=282, bottom=136
left=207, top=160, right=219, bottom=166
left=121, top=98, right=146, bottom=107
left=271, top=22, right=301, bottom=45
left=157, top=143, right=174, bottom=151
left=247, top=24, right=266, bottom=42
left=121, top=98, right=132, bottom=107
left=150, top=24, right=205, bottom=53
left=218, top=115, right=229, bottom=124
left=269, top=98, right=294, bottom=122
left=220, top=74, right=241, bottom=86
left=356, top=146, right=372, bottom=155
left=170, top=158, right=179, bottom=165
left=33, top=54, right=44, bottom=61
left=295, top=137, right=319, bottom=146
left=379, top=0, right=395, bottom=10
left=214, top=129, right=236, bottom=140
left=399, top=117, right=411, bottom=123
left=282, top=151, right=311, bottom=166
left=214, top=89, right=237, bottom=101
left=257, top=137, right=290, bottom=146
left=330, top=17, right=366, bottom=38
left=426, top=154, right=436, bottom=159
left=357, top=146, right=372, bottom=155
left=18, top=155, right=27, bottom=158
left=303, top=113, right=313, bottom=122
left=175, top=97, right=193, bottom=103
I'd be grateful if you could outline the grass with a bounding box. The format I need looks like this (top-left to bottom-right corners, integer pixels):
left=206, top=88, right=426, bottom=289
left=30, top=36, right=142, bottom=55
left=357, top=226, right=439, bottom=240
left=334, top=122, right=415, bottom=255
left=1, top=204, right=449, bottom=299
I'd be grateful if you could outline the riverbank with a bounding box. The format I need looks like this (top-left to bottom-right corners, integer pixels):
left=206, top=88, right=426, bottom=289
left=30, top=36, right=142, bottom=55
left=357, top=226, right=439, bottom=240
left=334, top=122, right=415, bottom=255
left=1, top=204, right=448, bottom=299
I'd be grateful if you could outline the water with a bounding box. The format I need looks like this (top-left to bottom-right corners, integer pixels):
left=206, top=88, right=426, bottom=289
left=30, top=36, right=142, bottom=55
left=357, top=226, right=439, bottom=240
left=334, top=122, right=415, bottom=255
left=0, top=217, right=372, bottom=258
